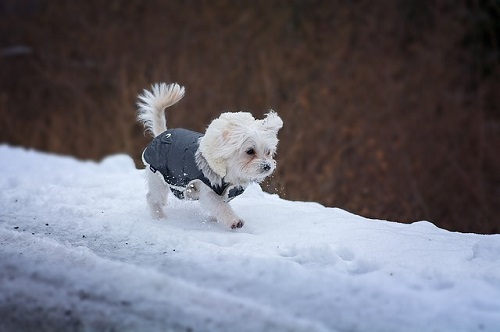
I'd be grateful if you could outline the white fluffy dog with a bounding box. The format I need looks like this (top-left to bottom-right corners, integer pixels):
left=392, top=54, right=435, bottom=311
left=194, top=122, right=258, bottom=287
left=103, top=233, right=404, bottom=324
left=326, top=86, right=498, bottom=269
left=137, top=83, right=283, bottom=229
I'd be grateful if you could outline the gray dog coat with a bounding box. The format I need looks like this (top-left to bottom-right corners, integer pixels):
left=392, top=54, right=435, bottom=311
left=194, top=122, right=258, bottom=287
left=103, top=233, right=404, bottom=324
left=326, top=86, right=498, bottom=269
left=142, top=128, right=245, bottom=201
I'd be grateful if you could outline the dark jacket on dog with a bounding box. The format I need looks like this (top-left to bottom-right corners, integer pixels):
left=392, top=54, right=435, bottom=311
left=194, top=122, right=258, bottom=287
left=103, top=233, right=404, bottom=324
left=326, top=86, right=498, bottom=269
left=143, top=128, right=244, bottom=201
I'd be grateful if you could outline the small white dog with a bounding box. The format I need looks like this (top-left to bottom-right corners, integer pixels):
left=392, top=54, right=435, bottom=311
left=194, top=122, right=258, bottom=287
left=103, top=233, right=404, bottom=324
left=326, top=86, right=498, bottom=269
left=137, top=83, right=283, bottom=229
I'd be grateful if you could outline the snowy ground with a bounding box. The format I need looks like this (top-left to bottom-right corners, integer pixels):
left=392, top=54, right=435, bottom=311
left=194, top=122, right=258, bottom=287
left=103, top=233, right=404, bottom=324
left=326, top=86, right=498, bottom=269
left=0, top=145, right=499, bottom=332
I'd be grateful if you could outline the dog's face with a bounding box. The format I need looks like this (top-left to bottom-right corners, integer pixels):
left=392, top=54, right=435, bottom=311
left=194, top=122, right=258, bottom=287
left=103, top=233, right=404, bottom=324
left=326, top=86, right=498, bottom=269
left=199, top=111, right=283, bottom=184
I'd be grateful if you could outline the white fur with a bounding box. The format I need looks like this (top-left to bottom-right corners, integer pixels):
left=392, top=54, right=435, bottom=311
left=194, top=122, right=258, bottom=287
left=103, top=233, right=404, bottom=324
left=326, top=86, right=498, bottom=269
left=137, top=83, right=185, bottom=137
left=137, top=82, right=283, bottom=229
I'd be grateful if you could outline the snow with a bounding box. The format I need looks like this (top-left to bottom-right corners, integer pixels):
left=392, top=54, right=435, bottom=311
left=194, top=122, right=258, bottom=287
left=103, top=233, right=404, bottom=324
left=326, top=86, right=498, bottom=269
left=1, top=145, right=499, bottom=332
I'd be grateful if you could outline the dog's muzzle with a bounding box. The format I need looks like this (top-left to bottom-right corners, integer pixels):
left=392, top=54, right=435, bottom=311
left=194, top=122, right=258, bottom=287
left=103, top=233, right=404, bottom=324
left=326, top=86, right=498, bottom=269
left=260, top=162, right=272, bottom=173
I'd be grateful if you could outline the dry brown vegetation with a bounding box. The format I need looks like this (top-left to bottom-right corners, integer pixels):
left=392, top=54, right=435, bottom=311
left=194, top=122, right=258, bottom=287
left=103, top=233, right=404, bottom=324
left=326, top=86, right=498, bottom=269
left=1, top=0, right=499, bottom=233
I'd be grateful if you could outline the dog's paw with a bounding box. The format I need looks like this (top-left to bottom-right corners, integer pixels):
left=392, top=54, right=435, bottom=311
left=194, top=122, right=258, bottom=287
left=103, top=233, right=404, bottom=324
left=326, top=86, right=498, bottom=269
left=230, top=220, right=244, bottom=229
left=184, top=181, right=201, bottom=200
left=151, top=208, right=166, bottom=219
left=148, top=202, right=166, bottom=219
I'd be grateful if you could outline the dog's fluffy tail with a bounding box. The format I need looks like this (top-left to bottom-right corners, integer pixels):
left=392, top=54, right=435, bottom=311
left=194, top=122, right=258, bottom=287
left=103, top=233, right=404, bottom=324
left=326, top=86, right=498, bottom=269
left=137, top=83, right=185, bottom=137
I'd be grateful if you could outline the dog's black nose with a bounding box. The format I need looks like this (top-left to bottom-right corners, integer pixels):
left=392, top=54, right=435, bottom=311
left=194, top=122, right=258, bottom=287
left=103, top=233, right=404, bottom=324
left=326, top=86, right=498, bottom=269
left=261, top=162, right=271, bottom=172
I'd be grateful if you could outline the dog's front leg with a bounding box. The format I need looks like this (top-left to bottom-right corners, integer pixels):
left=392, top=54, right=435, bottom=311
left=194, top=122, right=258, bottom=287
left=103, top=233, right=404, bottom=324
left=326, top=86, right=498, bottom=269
left=193, top=181, right=244, bottom=229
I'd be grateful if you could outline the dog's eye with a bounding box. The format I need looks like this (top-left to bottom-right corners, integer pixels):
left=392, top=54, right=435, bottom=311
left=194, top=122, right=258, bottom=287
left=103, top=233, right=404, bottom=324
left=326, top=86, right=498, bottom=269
left=246, top=148, right=255, bottom=155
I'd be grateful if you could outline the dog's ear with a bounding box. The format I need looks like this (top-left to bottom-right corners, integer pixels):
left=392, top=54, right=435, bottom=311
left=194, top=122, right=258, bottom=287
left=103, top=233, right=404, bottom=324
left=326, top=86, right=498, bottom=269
left=261, top=111, right=283, bottom=134
left=220, top=112, right=255, bottom=130
left=219, top=112, right=256, bottom=142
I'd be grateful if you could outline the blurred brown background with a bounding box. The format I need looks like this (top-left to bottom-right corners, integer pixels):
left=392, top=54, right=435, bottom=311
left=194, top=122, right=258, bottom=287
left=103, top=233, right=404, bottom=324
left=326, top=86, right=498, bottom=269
left=1, top=0, right=499, bottom=233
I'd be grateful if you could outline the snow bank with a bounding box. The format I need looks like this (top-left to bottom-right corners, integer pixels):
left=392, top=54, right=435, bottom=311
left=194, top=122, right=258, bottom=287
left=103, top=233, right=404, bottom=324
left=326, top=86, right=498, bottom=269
left=1, top=145, right=499, bottom=331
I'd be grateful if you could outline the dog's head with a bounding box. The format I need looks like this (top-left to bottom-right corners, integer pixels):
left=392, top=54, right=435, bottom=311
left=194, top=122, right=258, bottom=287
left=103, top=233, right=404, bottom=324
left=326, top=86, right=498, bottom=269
left=198, top=111, right=283, bottom=185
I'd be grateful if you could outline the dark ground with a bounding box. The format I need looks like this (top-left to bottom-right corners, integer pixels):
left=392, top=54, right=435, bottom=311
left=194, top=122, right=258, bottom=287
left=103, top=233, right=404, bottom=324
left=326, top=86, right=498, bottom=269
left=1, top=0, right=499, bottom=233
